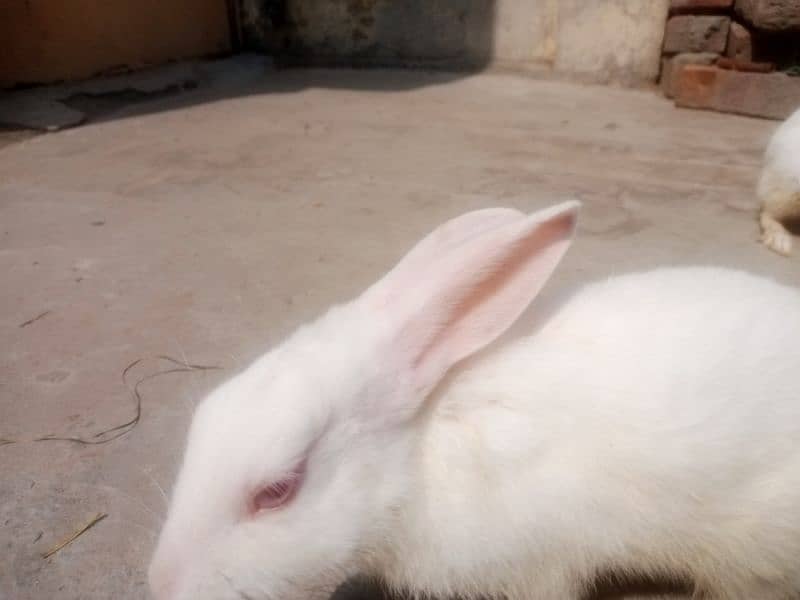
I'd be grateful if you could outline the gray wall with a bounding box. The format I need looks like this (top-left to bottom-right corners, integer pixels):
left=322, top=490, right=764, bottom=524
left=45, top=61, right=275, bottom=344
left=241, top=0, right=669, bottom=85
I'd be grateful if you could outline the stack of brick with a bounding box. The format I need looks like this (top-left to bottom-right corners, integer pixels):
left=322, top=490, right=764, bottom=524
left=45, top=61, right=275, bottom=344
left=660, top=0, right=800, bottom=120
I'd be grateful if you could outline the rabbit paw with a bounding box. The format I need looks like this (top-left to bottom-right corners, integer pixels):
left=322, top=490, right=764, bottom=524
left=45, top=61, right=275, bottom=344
left=760, top=213, right=793, bottom=256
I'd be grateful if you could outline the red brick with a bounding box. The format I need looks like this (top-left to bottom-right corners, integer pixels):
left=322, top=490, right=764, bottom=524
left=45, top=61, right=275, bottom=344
left=671, top=64, right=719, bottom=108
left=663, top=16, right=731, bottom=54
left=735, top=0, right=800, bottom=31
left=726, top=21, right=753, bottom=61
left=660, top=53, right=719, bottom=98
left=717, top=56, right=774, bottom=72
left=673, top=64, right=800, bottom=120
left=670, top=0, right=733, bottom=13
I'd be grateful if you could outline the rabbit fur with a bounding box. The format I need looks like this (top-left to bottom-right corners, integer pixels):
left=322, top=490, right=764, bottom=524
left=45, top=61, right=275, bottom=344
left=759, top=106, right=800, bottom=256
left=150, top=201, right=800, bottom=600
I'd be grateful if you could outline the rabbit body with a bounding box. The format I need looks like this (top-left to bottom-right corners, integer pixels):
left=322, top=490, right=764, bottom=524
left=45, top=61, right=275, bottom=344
left=151, top=203, right=800, bottom=600
left=371, top=267, right=800, bottom=600
left=759, top=107, right=800, bottom=255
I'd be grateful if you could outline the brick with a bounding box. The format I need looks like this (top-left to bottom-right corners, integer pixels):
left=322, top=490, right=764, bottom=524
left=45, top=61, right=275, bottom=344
left=726, top=21, right=753, bottom=61
left=663, top=16, right=731, bottom=54
left=670, top=0, right=733, bottom=13
left=673, top=64, right=800, bottom=120
left=717, top=56, right=774, bottom=72
left=672, top=64, right=720, bottom=108
left=735, top=0, right=800, bottom=31
left=660, top=52, right=719, bottom=98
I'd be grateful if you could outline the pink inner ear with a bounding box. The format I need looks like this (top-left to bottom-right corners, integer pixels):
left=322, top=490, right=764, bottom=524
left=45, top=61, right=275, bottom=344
left=250, top=462, right=306, bottom=515
left=413, top=210, right=576, bottom=374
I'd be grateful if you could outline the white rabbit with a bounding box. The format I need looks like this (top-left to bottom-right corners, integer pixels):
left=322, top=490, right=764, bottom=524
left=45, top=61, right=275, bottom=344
left=150, top=201, right=800, bottom=600
left=759, top=106, right=800, bottom=256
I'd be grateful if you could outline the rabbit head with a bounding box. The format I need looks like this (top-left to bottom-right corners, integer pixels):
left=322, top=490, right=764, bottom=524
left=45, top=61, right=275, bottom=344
left=149, top=201, right=579, bottom=600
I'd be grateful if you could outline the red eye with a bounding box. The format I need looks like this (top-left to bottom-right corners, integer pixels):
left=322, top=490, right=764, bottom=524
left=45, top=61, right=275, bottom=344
left=251, top=469, right=303, bottom=513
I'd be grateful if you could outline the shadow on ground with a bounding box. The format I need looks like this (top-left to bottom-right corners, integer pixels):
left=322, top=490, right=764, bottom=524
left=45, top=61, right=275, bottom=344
left=0, top=54, right=485, bottom=134
left=1, top=0, right=500, bottom=134
left=331, top=574, right=692, bottom=600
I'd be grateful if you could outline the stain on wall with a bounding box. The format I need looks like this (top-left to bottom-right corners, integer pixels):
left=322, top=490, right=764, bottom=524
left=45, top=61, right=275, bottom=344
left=241, top=0, right=495, bottom=68
left=241, top=0, right=669, bottom=84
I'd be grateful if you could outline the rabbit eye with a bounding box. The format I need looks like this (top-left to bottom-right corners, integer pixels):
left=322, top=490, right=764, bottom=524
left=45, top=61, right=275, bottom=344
left=251, top=469, right=303, bottom=513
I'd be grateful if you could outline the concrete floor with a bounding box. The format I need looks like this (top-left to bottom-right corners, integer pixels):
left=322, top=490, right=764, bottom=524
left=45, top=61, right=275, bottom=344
left=1, top=67, right=798, bottom=600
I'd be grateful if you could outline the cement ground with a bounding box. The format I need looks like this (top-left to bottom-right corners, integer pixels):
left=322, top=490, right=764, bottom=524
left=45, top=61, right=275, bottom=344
left=1, top=67, right=797, bottom=600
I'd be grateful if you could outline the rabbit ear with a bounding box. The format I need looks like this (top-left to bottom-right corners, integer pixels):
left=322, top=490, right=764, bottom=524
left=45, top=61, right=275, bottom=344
left=363, top=201, right=579, bottom=397
left=364, top=207, right=526, bottom=313
left=382, top=207, right=527, bottom=285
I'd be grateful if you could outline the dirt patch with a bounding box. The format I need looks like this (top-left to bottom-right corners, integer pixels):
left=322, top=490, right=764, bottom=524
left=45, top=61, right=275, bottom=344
left=61, top=83, right=196, bottom=121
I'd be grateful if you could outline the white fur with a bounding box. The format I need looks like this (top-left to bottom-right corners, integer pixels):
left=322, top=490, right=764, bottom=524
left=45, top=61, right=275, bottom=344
left=151, top=203, right=800, bottom=600
left=759, top=106, right=800, bottom=255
